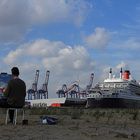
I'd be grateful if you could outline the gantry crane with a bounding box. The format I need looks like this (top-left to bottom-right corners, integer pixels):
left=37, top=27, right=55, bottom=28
left=69, top=83, right=80, bottom=98
left=38, top=70, right=50, bottom=99
left=27, top=70, right=39, bottom=100
left=86, top=73, right=94, bottom=92
left=56, top=84, right=67, bottom=98
left=57, top=82, right=80, bottom=98
left=56, top=73, right=94, bottom=99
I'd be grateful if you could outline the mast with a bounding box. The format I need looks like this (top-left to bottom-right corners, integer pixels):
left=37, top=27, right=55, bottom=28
left=109, top=68, right=112, bottom=79
left=120, top=68, right=122, bottom=79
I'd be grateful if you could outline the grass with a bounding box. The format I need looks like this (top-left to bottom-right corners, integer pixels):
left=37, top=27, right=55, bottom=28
left=22, top=107, right=140, bottom=126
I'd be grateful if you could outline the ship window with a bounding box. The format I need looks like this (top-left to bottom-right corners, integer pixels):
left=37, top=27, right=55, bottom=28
left=116, top=84, right=121, bottom=87
left=103, top=90, right=109, bottom=91
left=123, top=84, right=127, bottom=86
left=104, top=84, right=109, bottom=88
left=118, top=85, right=122, bottom=88
left=115, top=84, right=118, bottom=87
left=109, top=84, right=112, bottom=87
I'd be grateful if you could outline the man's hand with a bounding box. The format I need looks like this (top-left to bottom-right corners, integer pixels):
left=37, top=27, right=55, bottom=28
left=2, top=88, right=6, bottom=93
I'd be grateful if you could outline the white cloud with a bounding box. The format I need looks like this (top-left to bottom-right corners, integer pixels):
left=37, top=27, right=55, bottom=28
left=116, top=61, right=127, bottom=69
left=117, top=38, right=140, bottom=50
left=0, top=0, right=91, bottom=43
left=85, top=27, right=111, bottom=48
left=4, top=39, right=95, bottom=97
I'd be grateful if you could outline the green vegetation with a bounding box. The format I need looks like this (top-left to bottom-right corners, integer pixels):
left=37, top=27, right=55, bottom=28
left=26, top=107, right=140, bottom=126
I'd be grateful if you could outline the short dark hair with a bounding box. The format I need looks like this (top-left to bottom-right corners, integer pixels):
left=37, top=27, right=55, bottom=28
left=11, top=67, right=19, bottom=76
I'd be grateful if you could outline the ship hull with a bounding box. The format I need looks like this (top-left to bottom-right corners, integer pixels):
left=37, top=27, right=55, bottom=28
left=64, top=98, right=87, bottom=106
left=86, top=97, right=140, bottom=108
left=27, top=97, right=87, bottom=107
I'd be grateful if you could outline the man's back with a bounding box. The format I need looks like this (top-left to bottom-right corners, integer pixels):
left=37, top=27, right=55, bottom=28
left=6, top=78, right=26, bottom=107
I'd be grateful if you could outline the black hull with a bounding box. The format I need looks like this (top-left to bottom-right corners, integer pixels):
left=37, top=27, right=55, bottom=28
left=86, top=98, right=140, bottom=108
left=64, top=98, right=87, bottom=107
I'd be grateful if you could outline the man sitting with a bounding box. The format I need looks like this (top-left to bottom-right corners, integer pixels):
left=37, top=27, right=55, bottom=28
left=0, top=67, right=26, bottom=123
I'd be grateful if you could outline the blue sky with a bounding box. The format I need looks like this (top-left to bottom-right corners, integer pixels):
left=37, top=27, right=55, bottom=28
left=0, top=0, right=140, bottom=97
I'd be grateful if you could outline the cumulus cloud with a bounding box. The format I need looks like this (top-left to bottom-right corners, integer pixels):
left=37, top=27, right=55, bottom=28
left=116, top=61, right=127, bottom=69
left=4, top=39, right=95, bottom=97
left=117, top=38, right=140, bottom=50
left=85, top=27, right=111, bottom=48
left=0, top=0, right=91, bottom=43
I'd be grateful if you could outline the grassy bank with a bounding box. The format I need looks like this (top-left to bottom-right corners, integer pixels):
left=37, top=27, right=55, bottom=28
left=0, top=107, right=140, bottom=140
left=30, top=107, right=140, bottom=125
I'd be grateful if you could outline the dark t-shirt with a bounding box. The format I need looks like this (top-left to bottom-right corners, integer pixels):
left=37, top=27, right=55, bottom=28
left=5, top=78, right=26, bottom=107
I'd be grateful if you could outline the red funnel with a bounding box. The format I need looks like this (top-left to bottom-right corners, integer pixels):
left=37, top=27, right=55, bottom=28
left=123, top=70, right=130, bottom=80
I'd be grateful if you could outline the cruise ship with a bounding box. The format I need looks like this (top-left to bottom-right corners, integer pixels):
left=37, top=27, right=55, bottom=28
left=86, top=68, right=140, bottom=108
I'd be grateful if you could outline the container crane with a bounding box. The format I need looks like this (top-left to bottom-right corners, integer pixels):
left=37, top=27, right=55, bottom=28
left=57, top=73, right=94, bottom=99
left=27, top=70, right=39, bottom=100
left=78, top=73, right=94, bottom=97
left=38, top=70, right=50, bottom=99
left=57, top=82, right=80, bottom=98
left=86, top=73, right=94, bottom=92
left=69, top=83, right=80, bottom=98
left=56, top=84, right=67, bottom=98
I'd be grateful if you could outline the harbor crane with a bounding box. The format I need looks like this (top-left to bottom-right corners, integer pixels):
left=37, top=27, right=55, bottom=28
left=27, top=70, right=39, bottom=100
left=79, top=73, right=94, bottom=97
left=56, top=73, right=94, bottom=98
left=86, top=73, right=94, bottom=92
left=69, top=83, right=80, bottom=98
left=38, top=70, right=50, bottom=99
left=57, top=82, right=80, bottom=98
left=56, top=84, right=67, bottom=98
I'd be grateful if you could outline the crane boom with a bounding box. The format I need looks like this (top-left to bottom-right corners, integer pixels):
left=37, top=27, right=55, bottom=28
left=42, top=70, right=50, bottom=99
left=38, top=70, right=50, bottom=99
left=86, top=73, right=94, bottom=91
left=28, top=70, right=39, bottom=100
left=42, top=70, right=50, bottom=91
left=32, top=70, right=39, bottom=92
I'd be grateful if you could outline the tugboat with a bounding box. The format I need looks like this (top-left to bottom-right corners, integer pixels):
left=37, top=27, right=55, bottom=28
left=86, top=68, right=140, bottom=108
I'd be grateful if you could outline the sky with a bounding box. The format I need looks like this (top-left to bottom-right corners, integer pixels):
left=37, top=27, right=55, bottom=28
left=0, top=0, right=140, bottom=98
